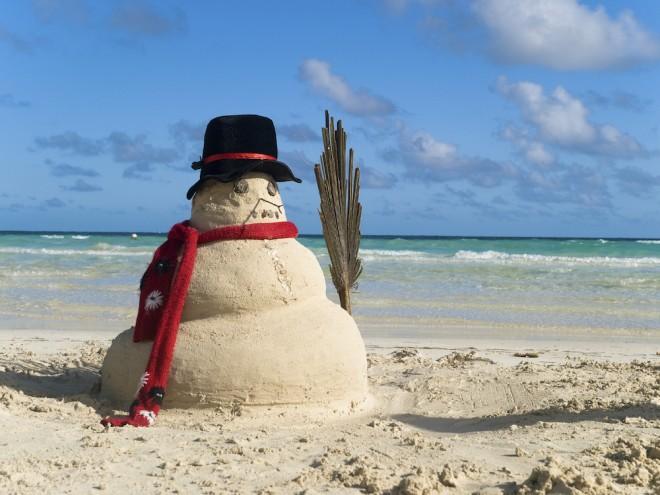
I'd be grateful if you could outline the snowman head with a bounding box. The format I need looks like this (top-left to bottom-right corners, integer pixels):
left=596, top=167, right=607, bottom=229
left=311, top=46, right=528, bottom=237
left=190, top=171, right=287, bottom=231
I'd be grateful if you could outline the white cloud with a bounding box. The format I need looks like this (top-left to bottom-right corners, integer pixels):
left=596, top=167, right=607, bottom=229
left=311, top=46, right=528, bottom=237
left=500, top=127, right=555, bottom=167
left=524, top=142, right=554, bottom=167
left=398, top=127, right=516, bottom=187
left=515, top=163, right=611, bottom=207
left=390, top=123, right=614, bottom=207
left=299, top=59, right=395, bottom=117
left=474, top=0, right=660, bottom=70
left=400, top=130, right=458, bottom=167
left=360, top=166, right=398, bottom=189
left=497, top=77, right=645, bottom=158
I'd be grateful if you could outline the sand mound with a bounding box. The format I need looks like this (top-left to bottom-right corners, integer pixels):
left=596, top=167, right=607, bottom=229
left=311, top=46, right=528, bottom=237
left=517, top=458, right=615, bottom=494
left=517, top=435, right=660, bottom=495
left=101, top=298, right=367, bottom=407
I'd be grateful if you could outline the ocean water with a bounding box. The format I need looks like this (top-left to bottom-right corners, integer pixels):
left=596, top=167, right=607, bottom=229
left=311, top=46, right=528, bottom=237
left=1, top=232, right=659, bottom=335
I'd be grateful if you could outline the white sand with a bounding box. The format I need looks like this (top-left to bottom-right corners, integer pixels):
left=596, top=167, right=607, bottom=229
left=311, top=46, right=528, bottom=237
left=1, top=328, right=658, bottom=494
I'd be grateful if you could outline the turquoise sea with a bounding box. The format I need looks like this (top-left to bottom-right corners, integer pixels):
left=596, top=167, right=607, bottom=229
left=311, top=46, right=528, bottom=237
left=1, top=232, right=660, bottom=335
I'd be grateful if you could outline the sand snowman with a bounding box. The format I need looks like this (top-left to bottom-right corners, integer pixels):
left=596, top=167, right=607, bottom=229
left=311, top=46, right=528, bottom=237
left=100, top=115, right=367, bottom=427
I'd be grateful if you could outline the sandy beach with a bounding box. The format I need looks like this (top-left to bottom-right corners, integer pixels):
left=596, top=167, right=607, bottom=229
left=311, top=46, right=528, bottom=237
left=1, top=326, right=658, bottom=494
left=3, top=211, right=660, bottom=495
left=5, top=0, right=660, bottom=492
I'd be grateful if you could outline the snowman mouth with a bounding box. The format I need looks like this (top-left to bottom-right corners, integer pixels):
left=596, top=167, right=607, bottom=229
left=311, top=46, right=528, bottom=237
left=257, top=198, right=284, bottom=210
left=249, top=197, right=284, bottom=221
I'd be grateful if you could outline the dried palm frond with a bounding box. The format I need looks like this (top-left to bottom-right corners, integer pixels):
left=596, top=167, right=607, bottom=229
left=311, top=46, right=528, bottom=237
left=314, top=110, right=363, bottom=314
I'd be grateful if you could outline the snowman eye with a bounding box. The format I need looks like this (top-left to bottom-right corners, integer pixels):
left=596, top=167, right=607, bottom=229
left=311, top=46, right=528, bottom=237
left=267, top=181, right=277, bottom=196
left=234, top=179, right=249, bottom=194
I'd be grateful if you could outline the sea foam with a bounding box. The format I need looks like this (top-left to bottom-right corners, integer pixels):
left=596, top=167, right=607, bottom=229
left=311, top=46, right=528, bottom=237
left=453, top=250, right=660, bottom=267
left=359, top=249, right=433, bottom=262
left=358, top=248, right=660, bottom=267
left=0, top=247, right=152, bottom=257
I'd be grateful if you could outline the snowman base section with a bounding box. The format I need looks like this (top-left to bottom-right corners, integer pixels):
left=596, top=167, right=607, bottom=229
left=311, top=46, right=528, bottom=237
left=100, top=297, right=367, bottom=408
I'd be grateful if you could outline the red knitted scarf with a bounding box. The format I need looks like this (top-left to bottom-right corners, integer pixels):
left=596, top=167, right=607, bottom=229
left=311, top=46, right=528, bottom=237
left=101, top=220, right=298, bottom=427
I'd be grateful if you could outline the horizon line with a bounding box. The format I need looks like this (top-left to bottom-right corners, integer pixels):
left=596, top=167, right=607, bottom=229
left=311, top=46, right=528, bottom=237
left=1, top=230, right=659, bottom=242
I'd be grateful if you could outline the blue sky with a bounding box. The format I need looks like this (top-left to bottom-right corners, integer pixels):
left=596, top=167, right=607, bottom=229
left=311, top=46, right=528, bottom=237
left=1, top=0, right=659, bottom=236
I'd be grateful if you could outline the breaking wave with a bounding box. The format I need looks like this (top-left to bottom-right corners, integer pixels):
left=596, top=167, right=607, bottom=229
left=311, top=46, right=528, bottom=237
left=356, top=248, right=660, bottom=267
left=359, top=249, right=434, bottom=262
left=452, top=250, right=660, bottom=267
left=0, top=247, right=152, bottom=257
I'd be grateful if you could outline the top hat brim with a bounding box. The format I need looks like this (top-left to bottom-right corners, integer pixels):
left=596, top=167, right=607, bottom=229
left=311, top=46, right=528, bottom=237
left=186, top=159, right=302, bottom=200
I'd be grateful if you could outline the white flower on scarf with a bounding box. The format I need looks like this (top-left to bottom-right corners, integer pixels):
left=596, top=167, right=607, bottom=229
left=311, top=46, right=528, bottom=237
left=139, top=410, right=156, bottom=426
left=136, top=371, right=150, bottom=394
left=144, top=290, right=164, bottom=312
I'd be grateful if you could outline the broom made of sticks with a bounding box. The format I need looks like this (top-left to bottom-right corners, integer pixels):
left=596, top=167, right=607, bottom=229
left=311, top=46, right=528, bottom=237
left=314, top=110, right=363, bottom=315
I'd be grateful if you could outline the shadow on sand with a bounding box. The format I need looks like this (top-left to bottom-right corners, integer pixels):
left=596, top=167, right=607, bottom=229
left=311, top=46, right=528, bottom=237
left=0, top=357, right=115, bottom=417
left=392, top=403, right=660, bottom=434
left=3, top=355, right=659, bottom=434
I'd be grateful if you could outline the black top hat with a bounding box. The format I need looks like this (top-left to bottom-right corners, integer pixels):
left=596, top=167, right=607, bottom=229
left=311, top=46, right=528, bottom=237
left=186, top=114, right=302, bottom=199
